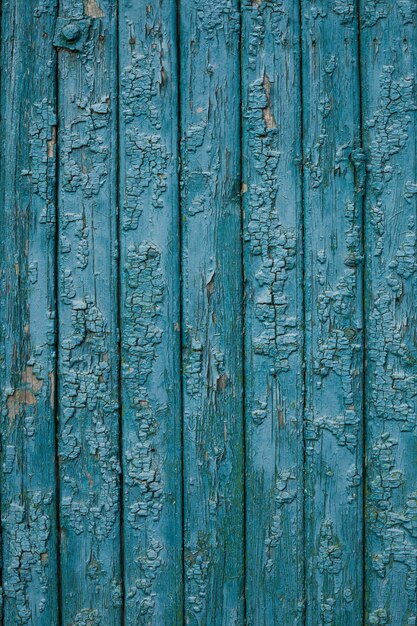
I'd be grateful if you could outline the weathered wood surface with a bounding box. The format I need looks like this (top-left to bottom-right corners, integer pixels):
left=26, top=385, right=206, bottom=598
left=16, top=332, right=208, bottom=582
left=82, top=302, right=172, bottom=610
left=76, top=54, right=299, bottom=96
left=302, top=1, right=365, bottom=624
left=360, top=1, right=417, bottom=624
left=241, top=2, right=304, bottom=624
left=179, top=1, right=245, bottom=624
left=1, top=1, right=417, bottom=625
left=0, top=1, right=59, bottom=624
left=56, top=1, right=121, bottom=623
left=118, top=1, right=182, bottom=623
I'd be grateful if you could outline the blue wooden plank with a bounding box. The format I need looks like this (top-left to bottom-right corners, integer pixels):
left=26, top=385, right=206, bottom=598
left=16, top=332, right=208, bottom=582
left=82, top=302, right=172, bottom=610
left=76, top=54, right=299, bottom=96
left=360, top=2, right=417, bottom=623
left=301, top=1, right=365, bottom=623
left=179, top=1, right=245, bottom=623
left=241, top=2, right=304, bottom=624
left=118, top=1, right=183, bottom=623
left=0, top=1, right=59, bottom=624
left=56, top=1, right=122, bottom=623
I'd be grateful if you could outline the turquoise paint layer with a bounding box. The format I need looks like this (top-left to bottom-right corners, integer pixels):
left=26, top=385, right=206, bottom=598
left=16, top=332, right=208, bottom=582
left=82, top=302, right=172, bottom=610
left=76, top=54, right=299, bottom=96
left=179, top=1, right=245, bottom=623
left=1, top=2, right=416, bottom=624
left=56, top=1, right=122, bottom=623
left=302, top=1, right=365, bottom=623
left=118, top=1, right=183, bottom=623
left=0, top=1, right=59, bottom=624
left=360, top=1, right=417, bottom=623
left=241, top=2, right=304, bottom=624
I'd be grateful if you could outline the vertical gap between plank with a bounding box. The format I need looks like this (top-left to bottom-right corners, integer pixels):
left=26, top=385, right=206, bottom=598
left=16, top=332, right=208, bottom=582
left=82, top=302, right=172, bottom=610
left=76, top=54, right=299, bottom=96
left=54, top=1, right=63, bottom=622
left=237, top=1, right=246, bottom=623
left=175, top=2, right=185, bottom=623
left=116, top=0, right=125, bottom=622
left=356, top=1, right=367, bottom=623
left=298, top=0, right=307, bottom=623
left=0, top=0, right=3, bottom=617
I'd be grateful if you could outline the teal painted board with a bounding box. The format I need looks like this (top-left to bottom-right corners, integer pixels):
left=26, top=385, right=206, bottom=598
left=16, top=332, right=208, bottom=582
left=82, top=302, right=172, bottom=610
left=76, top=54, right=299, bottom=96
left=118, top=1, right=183, bottom=623
left=3, top=2, right=417, bottom=624
left=0, top=1, right=59, bottom=624
left=241, top=2, right=304, bottom=624
left=56, top=1, right=122, bottom=623
left=301, top=1, right=365, bottom=623
left=360, top=1, right=417, bottom=624
left=179, top=1, right=245, bottom=623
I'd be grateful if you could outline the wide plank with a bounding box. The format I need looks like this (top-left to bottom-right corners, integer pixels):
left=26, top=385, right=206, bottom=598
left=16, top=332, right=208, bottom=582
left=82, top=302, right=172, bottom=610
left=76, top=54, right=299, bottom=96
left=241, top=1, right=304, bottom=623
left=302, top=1, right=365, bottom=623
left=360, top=1, right=417, bottom=623
left=118, top=1, right=183, bottom=623
left=0, top=1, right=59, bottom=624
left=179, top=1, right=245, bottom=623
left=56, top=1, right=121, bottom=623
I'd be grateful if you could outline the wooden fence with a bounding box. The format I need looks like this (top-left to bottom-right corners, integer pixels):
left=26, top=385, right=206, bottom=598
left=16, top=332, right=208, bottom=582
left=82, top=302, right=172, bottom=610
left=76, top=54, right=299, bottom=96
left=1, top=1, right=416, bottom=624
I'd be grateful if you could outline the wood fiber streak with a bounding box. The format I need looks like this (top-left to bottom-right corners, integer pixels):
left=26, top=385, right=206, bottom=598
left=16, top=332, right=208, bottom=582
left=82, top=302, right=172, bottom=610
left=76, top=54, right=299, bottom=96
left=360, top=1, right=417, bottom=624
left=302, top=1, right=365, bottom=623
left=118, top=1, right=182, bottom=623
left=56, top=1, right=121, bottom=623
left=3, top=2, right=417, bottom=625
left=241, top=2, right=304, bottom=624
left=179, top=1, right=244, bottom=623
left=0, top=1, right=59, bottom=624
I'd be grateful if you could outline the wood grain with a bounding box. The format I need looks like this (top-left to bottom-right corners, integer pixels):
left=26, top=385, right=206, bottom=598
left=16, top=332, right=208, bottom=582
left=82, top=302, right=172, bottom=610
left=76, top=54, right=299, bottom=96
left=56, top=1, right=121, bottom=623
left=118, top=1, right=183, bottom=623
left=302, top=1, right=365, bottom=623
left=241, top=2, right=304, bottom=624
left=179, top=1, right=245, bottom=623
left=360, top=1, right=417, bottom=623
left=1, top=2, right=416, bottom=624
left=0, top=1, right=59, bottom=624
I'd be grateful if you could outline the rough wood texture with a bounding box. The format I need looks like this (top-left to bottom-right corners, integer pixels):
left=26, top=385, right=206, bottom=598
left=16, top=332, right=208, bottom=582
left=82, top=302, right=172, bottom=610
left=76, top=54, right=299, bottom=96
left=179, top=1, right=245, bottom=623
left=241, top=2, right=304, bottom=624
left=0, top=1, right=59, bottom=624
left=118, top=1, right=182, bottom=623
left=360, top=1, right=417, bottom=624
left=2, top=2, right=417, bottom=624
left=56, top=1, right=121, bottom=623
left=302, top=1, right=365, bottom=623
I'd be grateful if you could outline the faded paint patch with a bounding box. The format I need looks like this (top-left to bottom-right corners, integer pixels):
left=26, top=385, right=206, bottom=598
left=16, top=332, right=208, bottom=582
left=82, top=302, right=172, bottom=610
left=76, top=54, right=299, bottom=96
left=47, top=126, right=56, bottom=157
left=22, top=365, right=44, bottom=392
left=262, top=73, right=276, bottom=129
left=49, top=371, right=55, bottom=408
left=7, top=389, right=37, bottom=423
left=83, top=0, right=104, bottom=18
left=7, top=366, right=44, bottom=423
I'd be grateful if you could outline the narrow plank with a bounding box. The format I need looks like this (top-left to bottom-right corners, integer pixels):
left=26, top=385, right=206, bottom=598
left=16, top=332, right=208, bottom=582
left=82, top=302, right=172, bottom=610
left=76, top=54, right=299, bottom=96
left=302, top=1, right=365, bottom=623
left=56, top=1, right=121, bottom=622
left=241, top=2, right=304, bottom=624
left=118, top=2, right=182, bottom=623
left=0, top=1, right=59, bottom=624
left=179, top=1, right=245, bottom=622
left=360, top=2, right=417, bottom=623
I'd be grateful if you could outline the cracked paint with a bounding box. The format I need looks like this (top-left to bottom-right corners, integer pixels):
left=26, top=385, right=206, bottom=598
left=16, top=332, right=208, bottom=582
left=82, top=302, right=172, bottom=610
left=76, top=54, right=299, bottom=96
left=119, top=2, right=182, bottom=623
left=56, top=1, right=121, bottom=623
left=2, top=1, right=416, bottom=624
left=181, top=0, right=244, bottom=623
left=362, top=1, right=417, bottom=622
left=303, top=1, right=364, bottom=623
left=0, top=0, right=59, bottom=622
left=242, top=1, right=304, bottom=624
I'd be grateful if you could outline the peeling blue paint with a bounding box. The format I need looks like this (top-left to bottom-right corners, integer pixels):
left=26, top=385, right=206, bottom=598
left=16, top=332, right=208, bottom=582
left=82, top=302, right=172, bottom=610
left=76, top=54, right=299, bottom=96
left=1, top=1, right=416, bottom=625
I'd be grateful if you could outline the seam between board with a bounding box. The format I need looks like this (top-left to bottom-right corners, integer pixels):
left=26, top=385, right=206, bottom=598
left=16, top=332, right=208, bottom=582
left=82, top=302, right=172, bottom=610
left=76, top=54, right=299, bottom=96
left=298, top=1, right=307, bottom=624
left=0, top=0, right=4, bottom=619
left=237, top=1, right=247, bottom=623
left=115, top=0, right=125, bottom=622
left=356, top=1, right=367, bottom=623
left=175, top=2, right=186, bottom=624
left=54, top=1, right=63, bottom=623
